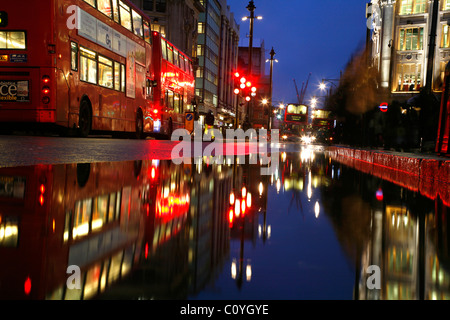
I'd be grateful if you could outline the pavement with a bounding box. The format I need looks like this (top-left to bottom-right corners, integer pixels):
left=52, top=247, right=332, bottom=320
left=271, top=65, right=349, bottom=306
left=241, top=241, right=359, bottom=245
left=327, top=144, right=450, bottom=205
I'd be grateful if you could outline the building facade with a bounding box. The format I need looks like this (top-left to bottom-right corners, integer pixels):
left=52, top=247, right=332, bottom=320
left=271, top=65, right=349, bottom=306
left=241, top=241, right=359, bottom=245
left=130, top=0, right=240, bottom=130
left=369, top=0, right=450, bottom=102
left=195, top=0, right=240, bottom=129
left=237, top=41, right=270, bottom=129
left=130, top=0, right=204, bottom=59
left=216, top=0, right=240, bottom=129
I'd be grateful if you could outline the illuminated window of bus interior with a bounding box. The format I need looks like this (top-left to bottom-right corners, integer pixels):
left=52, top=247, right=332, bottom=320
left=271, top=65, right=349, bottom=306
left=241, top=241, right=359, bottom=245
left=97, top=0, right=112, bottom=18
left=0, top=31, right=26, bottom=49
left=143, top=20, right=151, bottom=44
left=80, top=47, right=98, bottom=84
left=112, top=0, right=120, bottom=22
left=173, top=49, right=179, bottom=68
left=114, top=62, right=121, bottom=91
left=132, top=10, right=143, bottom=38
left=71, top=42, right=79, bottom=71
left=167, top=44, right=174, bottom=64
left=119, top=1, right=132, bottom=31
left=98, top=56, right=114, bottom=89
left=161, top=38, right=167, bottom=60
left=0, top=218, right=19, bottom=247
left=83, top=0, right=96, bottom=8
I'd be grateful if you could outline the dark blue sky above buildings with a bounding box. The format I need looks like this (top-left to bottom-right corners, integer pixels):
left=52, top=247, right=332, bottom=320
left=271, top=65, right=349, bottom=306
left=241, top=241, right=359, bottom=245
left=226, top=0, right=368, bottom=108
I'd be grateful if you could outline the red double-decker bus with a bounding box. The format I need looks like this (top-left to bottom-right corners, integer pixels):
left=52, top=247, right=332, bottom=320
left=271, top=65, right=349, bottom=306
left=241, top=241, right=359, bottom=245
left=284, top=103, right=309, bottom=131
left=150, top=31, right=195, bottom=138
left=0, top=0, right=157, bottom=138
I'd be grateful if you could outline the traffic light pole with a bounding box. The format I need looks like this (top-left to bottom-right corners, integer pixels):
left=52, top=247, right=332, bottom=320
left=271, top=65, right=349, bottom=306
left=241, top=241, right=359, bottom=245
left=267, top=47, right=275, bottom=131
left=243, top=1, right=255, bottom=130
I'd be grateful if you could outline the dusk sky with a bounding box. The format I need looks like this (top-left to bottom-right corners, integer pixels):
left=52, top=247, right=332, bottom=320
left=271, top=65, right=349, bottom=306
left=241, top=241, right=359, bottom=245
left=226, top=0, right=369, bottom=108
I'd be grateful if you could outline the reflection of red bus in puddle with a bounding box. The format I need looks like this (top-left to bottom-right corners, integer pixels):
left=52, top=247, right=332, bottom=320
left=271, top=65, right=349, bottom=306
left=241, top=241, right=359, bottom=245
left=0, top=160, right=162, bottom=299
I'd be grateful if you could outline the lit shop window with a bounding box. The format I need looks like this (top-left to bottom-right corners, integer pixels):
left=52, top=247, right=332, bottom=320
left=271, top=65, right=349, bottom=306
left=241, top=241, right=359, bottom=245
left=396, top=63, right=422, bottom=92
left=80, top=47, right=97, bottom=84
left=399, top=0, right=427, bottom=15
left=398, top=27, right=423, bottom=51
left=0, top=31, right=26, bottom=49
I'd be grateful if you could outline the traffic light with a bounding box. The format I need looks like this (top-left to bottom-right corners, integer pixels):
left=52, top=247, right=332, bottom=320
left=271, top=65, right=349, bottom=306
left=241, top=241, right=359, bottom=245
left=233, top=71, right=258, bottom=101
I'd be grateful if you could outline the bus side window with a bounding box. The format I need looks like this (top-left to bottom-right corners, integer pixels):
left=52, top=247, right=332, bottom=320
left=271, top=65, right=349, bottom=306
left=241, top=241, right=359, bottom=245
left=146, top=79, right=153, bottom=99
left=71, top=42, right=78, bottom=72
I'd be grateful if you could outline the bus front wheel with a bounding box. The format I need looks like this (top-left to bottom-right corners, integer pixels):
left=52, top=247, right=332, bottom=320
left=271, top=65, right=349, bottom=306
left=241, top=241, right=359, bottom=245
left=79, top=101, right=92, bottom=138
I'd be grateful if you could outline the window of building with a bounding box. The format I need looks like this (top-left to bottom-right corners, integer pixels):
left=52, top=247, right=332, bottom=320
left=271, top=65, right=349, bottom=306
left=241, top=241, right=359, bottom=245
left=98, top=55, right=114, bottom=89
left=80, top=46, right=98, bottom=84
left=197, top=44, right=204, bottom=57
left=143, top=0, right=153, bottom=11
left=0, top=31, right=26, bottom=49
left=97, top=0, right=112, bottom=18
left=398, top=27, right=423, bottom=51
left=396, top=63, right=422, bottom=91
left=155, top=0, right=166, bottom=13
left=196, top=66, right=204, bottom=78
left=399, top=0, right=427, bottom=15
left=119, top=1, right=132, bottom=31
left=198, top=22, right=205, bottom=34
left=442, top=24, right=450, bottom=48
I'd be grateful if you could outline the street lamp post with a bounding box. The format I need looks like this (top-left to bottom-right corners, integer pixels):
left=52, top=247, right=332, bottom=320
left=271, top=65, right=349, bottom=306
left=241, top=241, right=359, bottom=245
left=267, top=47, right=276, bottom=131
left=242, top=1, right=262, bottom=130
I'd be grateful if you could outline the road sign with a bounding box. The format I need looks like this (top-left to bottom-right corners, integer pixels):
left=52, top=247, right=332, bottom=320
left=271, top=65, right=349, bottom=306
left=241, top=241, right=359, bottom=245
left=379, top=102, right=388, bottom=112
left=185, top=112, right=195, bottom=133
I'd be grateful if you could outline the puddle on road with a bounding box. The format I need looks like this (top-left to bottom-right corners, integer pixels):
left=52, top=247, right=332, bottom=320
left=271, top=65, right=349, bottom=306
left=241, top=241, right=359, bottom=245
left=0, top=146, right=449, bottom=300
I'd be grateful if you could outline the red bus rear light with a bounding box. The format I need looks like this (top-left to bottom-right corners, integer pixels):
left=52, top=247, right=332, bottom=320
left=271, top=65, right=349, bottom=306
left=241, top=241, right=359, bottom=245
left=42, top=97, right=50, bottom=104
left=42, top=76, right=50, bottom=84
left=42, top=87, right=50, bottom=95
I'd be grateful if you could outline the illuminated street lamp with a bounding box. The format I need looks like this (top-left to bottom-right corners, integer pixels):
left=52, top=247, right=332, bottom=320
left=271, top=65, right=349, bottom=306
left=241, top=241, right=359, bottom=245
left=241, top=0, right=262, bottom=130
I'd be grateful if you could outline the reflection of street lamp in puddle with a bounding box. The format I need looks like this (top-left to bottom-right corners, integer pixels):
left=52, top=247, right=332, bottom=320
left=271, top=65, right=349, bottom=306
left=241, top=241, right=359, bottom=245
left=307, top=170, right=312, bottom=201
left=315, top=201, right=320, bottom=218
left=231, top=259, right=252, bottom=282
